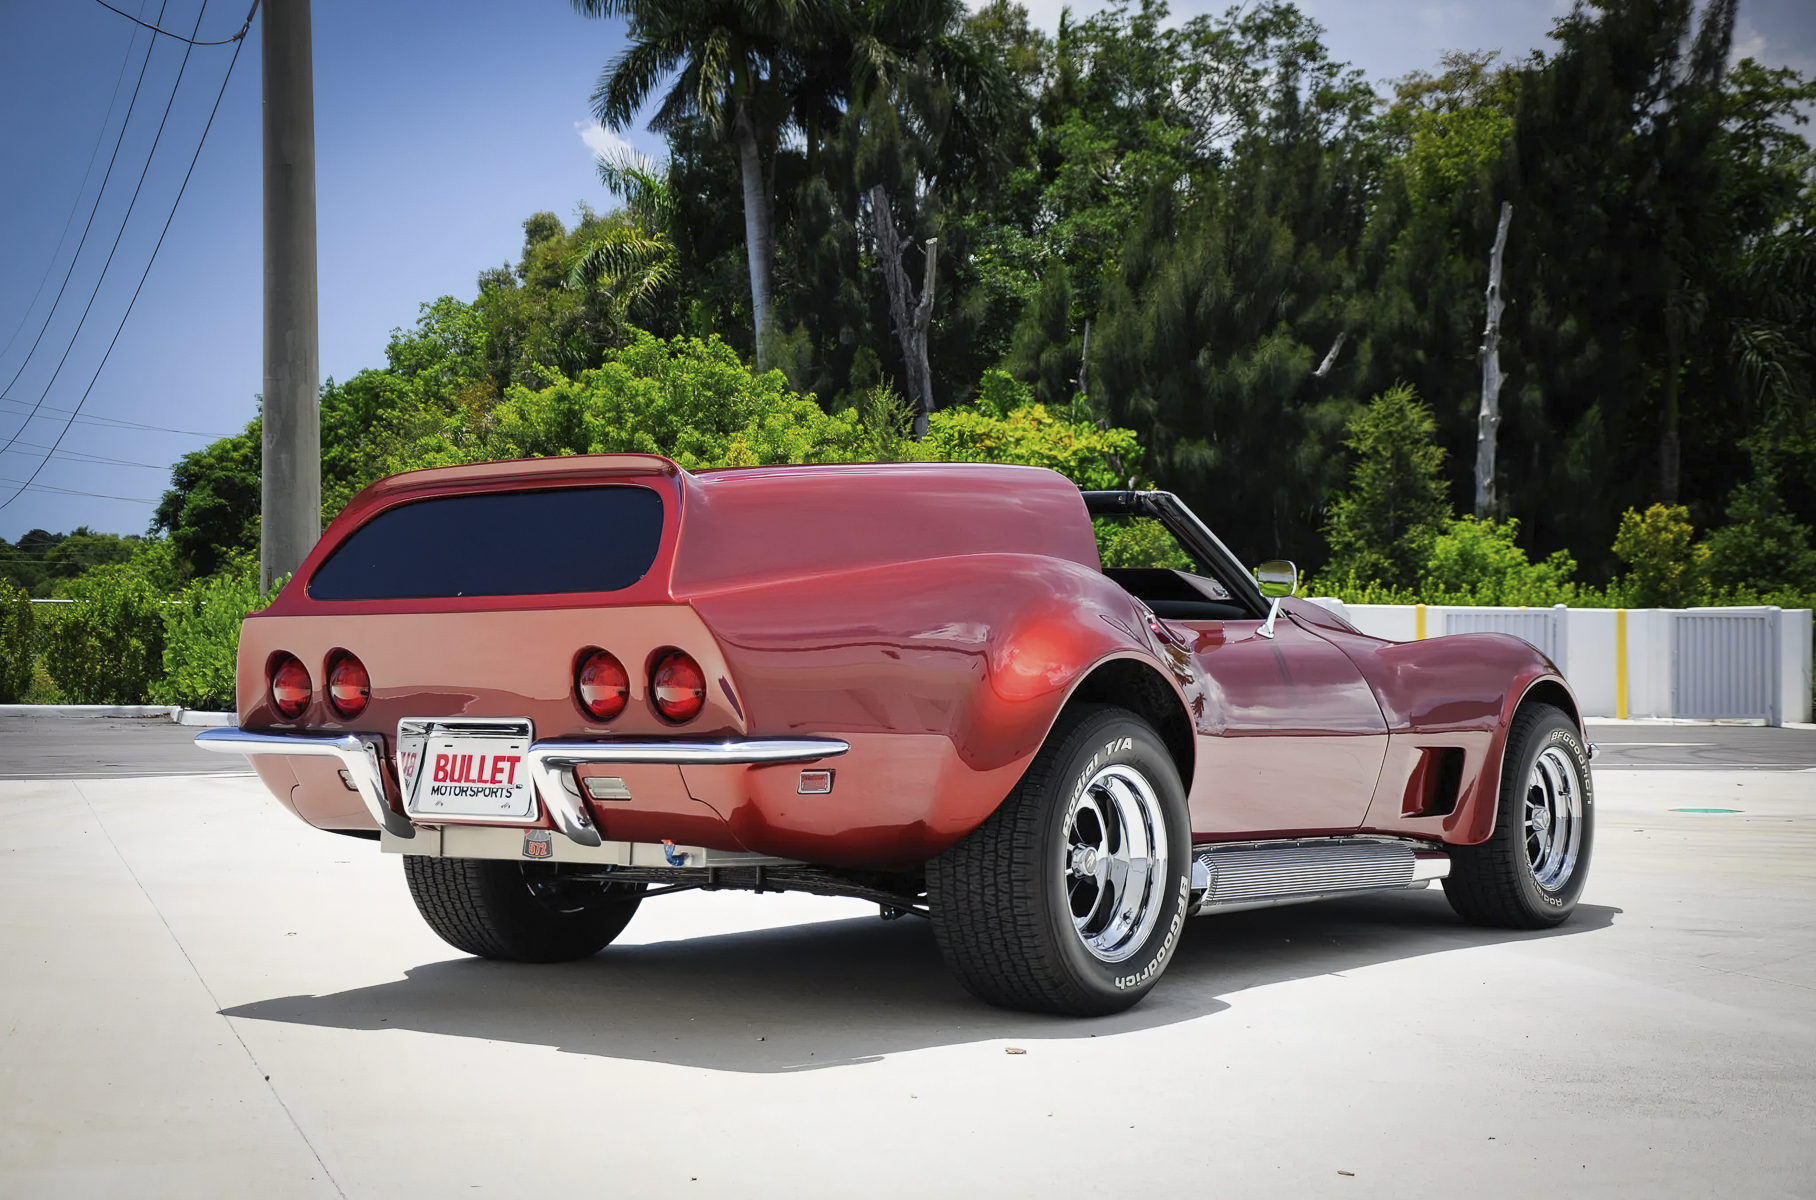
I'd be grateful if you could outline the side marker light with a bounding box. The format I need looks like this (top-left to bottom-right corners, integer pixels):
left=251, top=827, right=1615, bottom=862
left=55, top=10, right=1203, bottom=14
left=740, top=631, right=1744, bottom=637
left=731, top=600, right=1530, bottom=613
left=798, top=769, right=834, bottom=795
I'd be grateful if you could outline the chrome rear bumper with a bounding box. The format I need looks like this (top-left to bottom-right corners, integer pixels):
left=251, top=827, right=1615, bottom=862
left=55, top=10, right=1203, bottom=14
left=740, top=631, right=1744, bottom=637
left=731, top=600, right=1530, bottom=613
left=194, top=728, right=849, bottom=847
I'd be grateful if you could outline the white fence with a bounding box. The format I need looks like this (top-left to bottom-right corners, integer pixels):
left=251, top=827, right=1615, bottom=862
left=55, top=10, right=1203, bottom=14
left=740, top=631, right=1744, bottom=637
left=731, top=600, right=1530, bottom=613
left=1312, top=601, right=1814, bottom=726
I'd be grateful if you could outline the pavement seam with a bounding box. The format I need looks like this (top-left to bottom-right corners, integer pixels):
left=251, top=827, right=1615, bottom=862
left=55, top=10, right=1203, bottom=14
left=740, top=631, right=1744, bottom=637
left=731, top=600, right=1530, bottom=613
left=73, top=779, right=350, bottom=1200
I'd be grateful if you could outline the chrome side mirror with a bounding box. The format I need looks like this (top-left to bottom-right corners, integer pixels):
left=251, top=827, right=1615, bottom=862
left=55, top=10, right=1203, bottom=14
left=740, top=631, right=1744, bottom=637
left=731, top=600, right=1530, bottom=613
left=1254, top=559, right=1298, bottom=598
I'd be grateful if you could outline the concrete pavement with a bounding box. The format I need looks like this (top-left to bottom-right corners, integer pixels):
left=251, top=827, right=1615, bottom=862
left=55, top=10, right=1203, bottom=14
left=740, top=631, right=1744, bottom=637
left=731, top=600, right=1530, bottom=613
left=0, top=727, right=1812, bottom=1198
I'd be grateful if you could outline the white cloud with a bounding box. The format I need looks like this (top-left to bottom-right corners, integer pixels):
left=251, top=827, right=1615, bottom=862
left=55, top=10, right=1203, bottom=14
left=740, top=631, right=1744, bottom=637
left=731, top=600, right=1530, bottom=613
left=1730, top=19, right=1768, bottom=66
left=575, top=119, right=634, bottom=160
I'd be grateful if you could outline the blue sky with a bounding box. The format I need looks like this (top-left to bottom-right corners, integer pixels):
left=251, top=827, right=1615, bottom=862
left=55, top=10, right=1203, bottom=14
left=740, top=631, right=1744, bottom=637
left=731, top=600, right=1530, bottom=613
left=1, top=0, right=1811, bottom=542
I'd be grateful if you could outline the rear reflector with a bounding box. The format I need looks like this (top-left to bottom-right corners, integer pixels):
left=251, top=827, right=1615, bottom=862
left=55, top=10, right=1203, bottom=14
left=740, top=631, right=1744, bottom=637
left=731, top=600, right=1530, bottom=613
left=798, top=769, right=833, bottom=794
left=582, top=775, right=632, bottom=801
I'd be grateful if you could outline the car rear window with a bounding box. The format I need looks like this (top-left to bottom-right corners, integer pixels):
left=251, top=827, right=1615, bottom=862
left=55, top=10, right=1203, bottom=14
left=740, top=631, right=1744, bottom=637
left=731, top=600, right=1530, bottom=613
left=308, top=486, right=665, bottom=600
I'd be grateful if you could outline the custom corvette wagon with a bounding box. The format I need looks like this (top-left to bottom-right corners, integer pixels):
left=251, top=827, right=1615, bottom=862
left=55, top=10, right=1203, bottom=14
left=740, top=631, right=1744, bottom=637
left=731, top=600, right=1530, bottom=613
left=200, top=454, right=1593, bottom=1016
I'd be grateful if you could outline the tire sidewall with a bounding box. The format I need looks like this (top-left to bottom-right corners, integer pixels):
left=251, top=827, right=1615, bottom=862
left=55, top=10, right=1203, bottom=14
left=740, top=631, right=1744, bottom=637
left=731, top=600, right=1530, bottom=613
left=1505, top=712, right=1595, bottom=916
left=1041, top=713, right=1192, bottom=1007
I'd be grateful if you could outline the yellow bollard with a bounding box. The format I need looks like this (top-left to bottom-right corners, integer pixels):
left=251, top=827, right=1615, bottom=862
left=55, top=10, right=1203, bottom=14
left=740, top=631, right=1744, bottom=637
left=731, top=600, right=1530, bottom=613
left=1415, top=603, right=1427, bottom=640
left=1615, top=609, right=1629, bottom=720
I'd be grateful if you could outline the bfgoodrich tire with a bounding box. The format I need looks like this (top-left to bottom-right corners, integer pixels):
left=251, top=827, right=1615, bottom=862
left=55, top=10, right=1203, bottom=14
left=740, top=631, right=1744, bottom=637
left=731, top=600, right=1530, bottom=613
left=404, top=857, right=644, bottom=962
left=927, top=705, right=1192, bottom=1016
left=1444, top=703, right=1594, bottom=929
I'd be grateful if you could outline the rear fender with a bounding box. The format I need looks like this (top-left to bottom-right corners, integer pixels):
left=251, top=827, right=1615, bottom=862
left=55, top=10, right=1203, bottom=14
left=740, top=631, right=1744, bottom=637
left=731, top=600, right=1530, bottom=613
left=689, top=554, right=1180, bottom=861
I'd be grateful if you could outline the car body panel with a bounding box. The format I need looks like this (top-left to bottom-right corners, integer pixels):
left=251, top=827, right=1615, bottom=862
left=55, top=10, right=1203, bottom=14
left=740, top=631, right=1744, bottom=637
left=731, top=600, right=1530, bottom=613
left=1166, top=611, right=1390, bottom=836
left=230, top=456, right=1578, bottom=867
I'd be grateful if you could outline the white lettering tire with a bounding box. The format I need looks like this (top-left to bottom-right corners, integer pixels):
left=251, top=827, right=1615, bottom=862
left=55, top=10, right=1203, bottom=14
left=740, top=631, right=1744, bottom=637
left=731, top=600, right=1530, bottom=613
left=927, top=705, right=1192, bottom=1016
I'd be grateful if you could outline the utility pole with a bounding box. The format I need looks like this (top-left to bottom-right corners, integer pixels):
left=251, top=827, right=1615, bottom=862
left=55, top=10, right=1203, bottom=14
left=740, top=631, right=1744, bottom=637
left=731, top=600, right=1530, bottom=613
left=261, top=0, right=320, bottom=591
left=1474, top=201, right=1512, bottom=517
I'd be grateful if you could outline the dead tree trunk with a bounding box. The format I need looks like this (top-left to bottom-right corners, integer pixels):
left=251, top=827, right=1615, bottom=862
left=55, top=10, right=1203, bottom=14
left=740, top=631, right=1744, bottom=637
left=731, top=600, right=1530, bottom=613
left=870, top=184, right=937, bottom=439
left=1475, top=201, right=1513, bottom=516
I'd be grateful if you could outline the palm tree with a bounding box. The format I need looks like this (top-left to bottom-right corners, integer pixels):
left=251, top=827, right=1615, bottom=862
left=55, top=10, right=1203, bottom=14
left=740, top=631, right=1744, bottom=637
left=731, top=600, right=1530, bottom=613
left=565, top=149, right=681, bottom=326
left=572, top=0, right=809, bottom=368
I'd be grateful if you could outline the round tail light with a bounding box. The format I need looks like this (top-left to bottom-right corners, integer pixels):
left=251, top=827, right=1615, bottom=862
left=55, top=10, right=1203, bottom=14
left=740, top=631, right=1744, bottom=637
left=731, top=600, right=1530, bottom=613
left=327, top=653, right=370, bottom=719
left=576, top=649, right=629, bottom=721
left=650, top=650, right=706, bottom=723
left=270, top=654, right=311, bottom=720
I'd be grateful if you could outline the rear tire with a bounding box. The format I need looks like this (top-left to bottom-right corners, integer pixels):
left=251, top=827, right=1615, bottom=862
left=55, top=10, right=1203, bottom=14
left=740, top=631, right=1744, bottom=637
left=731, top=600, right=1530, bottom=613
left=927, top=705, right=1192, bottom=1016
left=404, top=857, right=644, bottom=962
left=1444, top=703, right=1593, bottom=929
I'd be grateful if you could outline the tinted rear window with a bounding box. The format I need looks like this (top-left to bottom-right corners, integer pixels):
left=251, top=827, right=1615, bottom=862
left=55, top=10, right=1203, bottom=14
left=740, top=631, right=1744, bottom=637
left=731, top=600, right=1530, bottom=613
left=308, top=486, right=664, bottom=600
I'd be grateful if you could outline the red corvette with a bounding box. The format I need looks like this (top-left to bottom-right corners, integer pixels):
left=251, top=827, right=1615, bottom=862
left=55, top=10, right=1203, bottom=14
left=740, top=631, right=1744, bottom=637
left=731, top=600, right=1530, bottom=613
left=200, top=454, right=1594, bottom=1016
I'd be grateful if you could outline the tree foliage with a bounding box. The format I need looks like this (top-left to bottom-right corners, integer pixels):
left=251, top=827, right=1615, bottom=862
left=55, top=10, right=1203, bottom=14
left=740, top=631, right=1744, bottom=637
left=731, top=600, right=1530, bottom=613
left=1318, top=385, right=1452, bottom=588
left=41, top=566, right=167, bottom=705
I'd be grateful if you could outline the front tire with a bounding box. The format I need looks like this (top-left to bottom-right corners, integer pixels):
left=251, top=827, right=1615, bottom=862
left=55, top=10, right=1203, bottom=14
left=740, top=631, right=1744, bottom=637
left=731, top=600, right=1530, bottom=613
left=404, top=857, right=644, bottom=962
left=1444, top=703, right=1594, bottom=929
left=928, top=705, right=1192, bottom=1016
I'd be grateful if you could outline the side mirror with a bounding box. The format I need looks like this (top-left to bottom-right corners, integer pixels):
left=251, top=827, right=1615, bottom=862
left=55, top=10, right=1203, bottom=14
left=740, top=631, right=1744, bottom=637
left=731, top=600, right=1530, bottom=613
left=1254, top=559, right=1298, bottom=598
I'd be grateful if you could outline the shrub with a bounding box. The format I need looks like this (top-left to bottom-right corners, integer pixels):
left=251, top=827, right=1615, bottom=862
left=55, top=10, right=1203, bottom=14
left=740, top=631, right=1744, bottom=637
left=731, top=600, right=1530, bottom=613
left=1701, top=470, right=1816, bottom=596
left=42, top=566, right=167, bottom=704
left=925, top=399, right=1140, bottom=490
left=1095, top=517, right=1197, bottom=570
left=1419, top=517, right=1580, bottom=606
left=152, top=560, right=275, bottom=711
left=1613, top=505, right=1707, bottom=608
left=0, top=580, right=33, bottom=703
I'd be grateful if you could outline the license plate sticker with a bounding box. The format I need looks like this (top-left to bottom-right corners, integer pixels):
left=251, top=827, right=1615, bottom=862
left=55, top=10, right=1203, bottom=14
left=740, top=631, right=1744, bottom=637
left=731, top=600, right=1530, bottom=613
left=406, top=734, right=535, bottom=820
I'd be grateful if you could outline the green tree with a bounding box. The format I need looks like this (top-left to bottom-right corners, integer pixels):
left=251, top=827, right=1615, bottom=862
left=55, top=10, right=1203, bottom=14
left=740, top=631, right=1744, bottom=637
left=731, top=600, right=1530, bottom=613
left=0, top=580, right=33, bottom=703
left=1318, top=384, right=1453, bottom=588
left=1701, top=438, right=1816, bottom=596
left=574, top=0, right=812, bottom=366
left=154, top=429, right=262, bottom=580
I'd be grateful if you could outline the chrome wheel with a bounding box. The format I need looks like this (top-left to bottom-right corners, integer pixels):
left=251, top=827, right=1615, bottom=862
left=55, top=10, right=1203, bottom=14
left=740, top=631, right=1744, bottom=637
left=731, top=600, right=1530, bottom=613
left=1525, top=745, right=1584, bottom=891
left=1062, top=763, right=1168, bottom=963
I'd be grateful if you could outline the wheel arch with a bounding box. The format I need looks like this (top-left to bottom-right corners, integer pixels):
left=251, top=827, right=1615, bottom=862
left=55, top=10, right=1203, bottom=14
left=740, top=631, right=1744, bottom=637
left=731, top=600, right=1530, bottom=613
left=1458, top=672, right=1585, bottom=845
left=1060, top=656, right=1196, bottom=796
left=1516, top=676, right=1582, bottom=733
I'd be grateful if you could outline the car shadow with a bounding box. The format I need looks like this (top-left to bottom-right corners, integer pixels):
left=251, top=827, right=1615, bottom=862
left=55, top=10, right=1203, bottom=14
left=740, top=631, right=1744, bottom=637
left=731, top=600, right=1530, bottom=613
left=221, top=892, right=1620, bottom=1073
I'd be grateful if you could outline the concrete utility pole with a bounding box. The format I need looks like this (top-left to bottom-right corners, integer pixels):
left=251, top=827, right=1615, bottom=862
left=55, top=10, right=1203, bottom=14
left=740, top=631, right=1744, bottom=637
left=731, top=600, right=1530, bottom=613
left=260, top=0, right=321, bottom=591
left=1474, top=201, right=1512, bottom=517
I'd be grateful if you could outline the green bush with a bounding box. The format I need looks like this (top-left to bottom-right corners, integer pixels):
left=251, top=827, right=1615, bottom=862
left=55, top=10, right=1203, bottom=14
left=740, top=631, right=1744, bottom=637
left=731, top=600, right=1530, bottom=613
left=152, top=560, right=276, bottom=711
left=42, top=566, right=167, bottom=704
left=1095, top=517, right=1197, bottom=570
left=1612, top=504, right=1707, bottom=607
left=1418, top=517, right=1581, bottom=606
left=0, top=580, right=33, bottom=703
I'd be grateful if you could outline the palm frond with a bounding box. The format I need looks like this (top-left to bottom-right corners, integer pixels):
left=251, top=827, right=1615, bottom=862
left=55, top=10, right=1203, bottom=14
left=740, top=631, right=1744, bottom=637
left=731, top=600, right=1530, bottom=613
left=565, top=223, right=679, bottom=318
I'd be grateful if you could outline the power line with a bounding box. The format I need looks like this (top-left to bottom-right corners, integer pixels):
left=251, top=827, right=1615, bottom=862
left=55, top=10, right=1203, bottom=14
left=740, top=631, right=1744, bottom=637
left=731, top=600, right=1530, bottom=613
left=91, top=0, right=260, bottom=46
left=0, top=395, right=234, bottom=439
left=0, top=440, right=173, bottom=471
left=0, top=0, right=213, bottom=465
left=0, top=0, right=171, bottom=408
left=0, top=8, right=252, bottom=515
left=0, top=14, right=143, bottom=366
left=0, top=478, right=158, bottom=504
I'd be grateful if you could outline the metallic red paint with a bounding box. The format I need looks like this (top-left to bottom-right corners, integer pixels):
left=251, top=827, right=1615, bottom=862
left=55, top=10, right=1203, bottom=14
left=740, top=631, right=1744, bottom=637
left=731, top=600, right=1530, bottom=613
left=233, top=454, right=1577, bottom=866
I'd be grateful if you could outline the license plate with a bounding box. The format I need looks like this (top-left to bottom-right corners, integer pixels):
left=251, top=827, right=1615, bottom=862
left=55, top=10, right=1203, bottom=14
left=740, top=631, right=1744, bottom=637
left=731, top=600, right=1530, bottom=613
left=399, top=719, right=536, bottom=821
